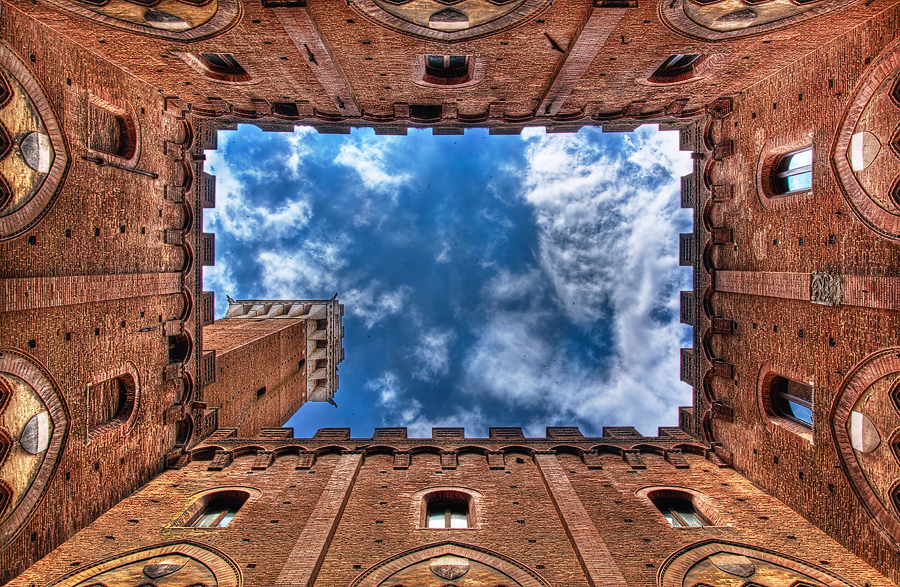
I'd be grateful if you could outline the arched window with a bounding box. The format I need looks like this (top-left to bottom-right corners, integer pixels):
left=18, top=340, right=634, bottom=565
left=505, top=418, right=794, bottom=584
left=771, top=147, right=812, bottom=195
left=178, top=52, right=252, bottom=83
left=87, top=374, right=136, bottom=439
left=423, top=490, right=471, bottom=528
left=186, top=490, right=250, bottom=528
left=423, top=55, right=471, bottom=86
left=87, top=102, right=137, bottom=160
left=653, top=495, right=708, bottom=527
left=637, top=488, right=721, bottom=528
left=770, top=376, right=813, bottom=428
left=648, top=54, right=707, bottom=84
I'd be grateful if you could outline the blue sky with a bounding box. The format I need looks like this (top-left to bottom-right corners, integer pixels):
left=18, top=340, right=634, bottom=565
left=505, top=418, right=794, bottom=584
left=203, top=124, right=693, bottom=439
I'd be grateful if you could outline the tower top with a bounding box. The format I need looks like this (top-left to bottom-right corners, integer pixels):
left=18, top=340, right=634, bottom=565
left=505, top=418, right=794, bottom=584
left=223, top=298, right=344, bottom=403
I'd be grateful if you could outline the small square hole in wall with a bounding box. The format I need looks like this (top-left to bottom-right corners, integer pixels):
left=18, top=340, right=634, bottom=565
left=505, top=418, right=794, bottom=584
left=27, top=235, right=36, bottom=245
left=798, top=329, right=804, bottom=338
left=535, top=565, right=545, bottom=570
left=829, top=338, right=836, bottom=347
left=247, top=564, right=256, bottom=569
left=752, top=323, right=757, bottom=329
left=799, top=237, right=804, bottom=245
left=65, top=229, right=71, bottom=238
left=28, top=340, right=35, bottom=348
left=64, top=333, right=71, bottom=341
left=528, top=539, right=536, bottom=543
left=94, top=328, right=100, bottom=336
left=94, top=228, right=100, bottom=236
left=773, top=325, right=778, bottom=332
left=353, top=565, right=361, bottom=570
left=828, top=234, right=835, bottom=244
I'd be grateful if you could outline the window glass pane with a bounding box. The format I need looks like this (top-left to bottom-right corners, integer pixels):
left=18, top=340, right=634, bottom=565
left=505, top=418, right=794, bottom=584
left=787, top=172, right=812, bottom=192
left=194, top=508, right=224, bottom=527
left=448, top=55, right=466, bottom=69
left=426, top=55, right=444, bottom=69
left=786, top=399, right=813, bottom=425
left=217, top=510, right=236, bottom=527
left=788, top=148, right=812, bottom=170
left=427, top=510, right=446, bottom=528
left=661, top=509, right=682, bottom=527
left=675, top=508, right=704, bottom=527
left=450, top=511, right=468, bottom=528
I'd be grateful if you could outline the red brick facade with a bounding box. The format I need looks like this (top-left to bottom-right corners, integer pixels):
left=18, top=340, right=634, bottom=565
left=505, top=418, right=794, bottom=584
left=0, top=0, right=899, bottom=583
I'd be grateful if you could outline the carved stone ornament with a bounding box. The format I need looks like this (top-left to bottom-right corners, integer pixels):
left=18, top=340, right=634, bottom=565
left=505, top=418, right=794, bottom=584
left=429, top=555, right=470, bottom=580
left=810, top=271, right=841, bottom=306
left=709, top=553, right=756, bottom=578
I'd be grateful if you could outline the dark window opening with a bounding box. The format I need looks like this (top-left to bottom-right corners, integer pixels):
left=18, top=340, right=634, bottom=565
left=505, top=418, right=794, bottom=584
left=87, top=104, right=137, bottom=159
left=193, top=53, right=252, bottom=83
left=771, top=147, right=812, bottom=195
left=648, top=54, right=706, bottom=83
left=409, top=104, right=443, bottom=122
left=423, top=55, right=471, bottom=86
left=653, top=496, right=707, bottom=527
left=189, top=491, right=249, bottom=528
left=168, top=335, right=190, bottom=363
left=771, top=376, right=813, bottom=428
left=256, top=387, right=267, bottom=399
left=87, top=374, right=136, bottom=437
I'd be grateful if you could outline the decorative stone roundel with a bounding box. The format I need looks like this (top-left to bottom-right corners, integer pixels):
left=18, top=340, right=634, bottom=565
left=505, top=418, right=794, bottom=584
left=0, top=349, right=68, bottom=546
left=660, top=0, right=861, bottom=41
left=0, top=45, right=68, bottom=241
left=832, top=39, right=900, bottom=240
left=43, top=0, right=239, bottom=41
left=351, top=0, right=551, bottom=41
left=47, top=542, right=240, bottom=586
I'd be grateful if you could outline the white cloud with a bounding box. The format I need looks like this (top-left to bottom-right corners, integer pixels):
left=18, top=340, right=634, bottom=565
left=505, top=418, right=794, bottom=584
left=462, top=126, right=693, bottom=434
left=204, top=148, right=313, bottom=241
left=341, top=281, right=412, bottom=329
left=256, top=241, right=348, bottom=298
left=410, top=329, right=455, bottom=380
left=334, top=135, right=411, bottom=194
left=202, top=262, right=238, bottom=318
left=370, top=370, right=487, bottom=438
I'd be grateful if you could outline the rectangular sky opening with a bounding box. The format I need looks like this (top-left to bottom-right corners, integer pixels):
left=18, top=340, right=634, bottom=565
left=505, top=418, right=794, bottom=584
left=202, top=124, right=694, bottom=439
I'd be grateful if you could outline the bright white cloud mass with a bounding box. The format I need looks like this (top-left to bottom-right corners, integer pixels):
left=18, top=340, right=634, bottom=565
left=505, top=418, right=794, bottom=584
left=204, top=124, right=693, bottom=438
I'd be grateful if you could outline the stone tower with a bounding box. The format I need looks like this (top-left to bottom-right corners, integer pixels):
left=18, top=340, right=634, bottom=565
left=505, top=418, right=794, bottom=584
left=201, top=298, right=345, bottom=437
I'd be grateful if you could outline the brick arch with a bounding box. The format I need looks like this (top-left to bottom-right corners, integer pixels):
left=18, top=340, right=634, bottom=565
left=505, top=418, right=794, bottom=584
left=657, top=540, right=857, bottom=587
left=497, top=445, right=535, bottom=457
left=42, top=0, right=240, bottom=41
left=547, top=445, right=584, bottom=457
left=659, top=0, right=861, bottom=42
left=0, top=44, right=69, bottom=241
left=829, top=348, right=900, bottom=550
left=348, top=541, right=550, bottom=587
left=47, top=541, right=241, bottom=587
left=0, top=349, right=68, bottom=546
left=456, top=445, right=491, bottom=456
left=349, top=0, right=552, bottom=42
left=832, top=37, right=900, bottom=240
